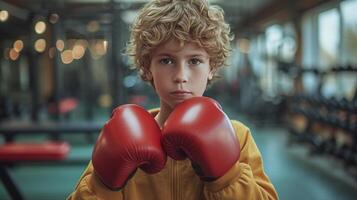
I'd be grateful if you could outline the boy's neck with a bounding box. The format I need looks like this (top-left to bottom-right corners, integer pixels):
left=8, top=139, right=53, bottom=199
left=155, top=100, right=173, bottom=128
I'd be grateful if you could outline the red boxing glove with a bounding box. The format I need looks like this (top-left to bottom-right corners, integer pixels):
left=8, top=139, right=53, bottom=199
left=162, top=97, right=240, bottom=181
left=92, top=104, right=166, bottom=190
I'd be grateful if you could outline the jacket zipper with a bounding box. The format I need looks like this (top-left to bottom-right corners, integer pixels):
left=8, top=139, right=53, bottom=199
left=171, top=158, right=178, bottom=200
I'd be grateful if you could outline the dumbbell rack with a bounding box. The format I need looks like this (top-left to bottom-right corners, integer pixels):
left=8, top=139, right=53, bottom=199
left=288, top=94, right=357, bottom=174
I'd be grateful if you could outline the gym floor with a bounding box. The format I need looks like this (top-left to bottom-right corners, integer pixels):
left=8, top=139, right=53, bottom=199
left=1, top=112, right=357, bottom=200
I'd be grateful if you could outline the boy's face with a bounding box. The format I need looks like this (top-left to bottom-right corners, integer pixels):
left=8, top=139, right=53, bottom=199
left=149, top=39, right=214, bottom=108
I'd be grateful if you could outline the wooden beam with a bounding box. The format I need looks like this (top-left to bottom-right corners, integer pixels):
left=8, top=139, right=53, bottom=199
left=237, top=0, right=337, bottom=33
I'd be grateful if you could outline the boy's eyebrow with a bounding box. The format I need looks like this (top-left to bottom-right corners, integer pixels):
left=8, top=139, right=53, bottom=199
left=189, top=54, right=208, bottom=58
left=154, top=53, right=208, bottom=58
left=155, top=53, right=172, bottom=57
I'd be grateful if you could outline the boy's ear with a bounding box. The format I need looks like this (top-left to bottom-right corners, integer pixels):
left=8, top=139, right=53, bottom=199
left=144, top=70, right=153, bottom=81
left=208, top=68, right=217, bottom=80
left=146, top=73, right=153, bottom=81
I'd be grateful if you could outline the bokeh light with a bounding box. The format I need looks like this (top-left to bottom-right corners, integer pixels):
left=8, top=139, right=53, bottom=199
left=9, top=48, right=19, bottom=60
left=13, top=40, right=24, bottom=52
left=35, top=21, right=46, bottom=34
left=34, top=39, right=46, bottom=53
left=0, top=10, right=9, bottom=22
left=61, top=50, right=73, bottom=64
left=56, top=39, right=65, bottom=51
left=49, top=13, right=59, bottom=24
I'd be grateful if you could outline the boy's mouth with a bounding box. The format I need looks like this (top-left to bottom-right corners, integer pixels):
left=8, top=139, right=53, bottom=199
left=170, top=90, right=193, bottom=99
left=171, top=90, right=192, bottom=94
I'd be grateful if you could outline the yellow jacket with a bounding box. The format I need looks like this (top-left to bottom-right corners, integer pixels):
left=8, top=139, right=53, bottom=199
left=68, top=109, right=278, bottom=200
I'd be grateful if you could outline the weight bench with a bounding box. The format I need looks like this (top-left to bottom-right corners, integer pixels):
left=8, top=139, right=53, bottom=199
left=0, top=142, right=70, bottom=200
left=0, top=120, right=103, bottom=143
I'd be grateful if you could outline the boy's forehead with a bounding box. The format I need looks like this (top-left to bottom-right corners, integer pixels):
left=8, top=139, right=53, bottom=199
left=153, top=39, right=208, bottom=56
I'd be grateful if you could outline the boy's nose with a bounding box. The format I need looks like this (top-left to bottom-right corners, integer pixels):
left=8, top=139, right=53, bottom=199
left=173, top=64, right=188, bottom=83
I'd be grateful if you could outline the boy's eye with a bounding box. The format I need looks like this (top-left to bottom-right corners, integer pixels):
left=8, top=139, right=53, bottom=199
left=159, top=58, right=173, bottom=65
left=189, top=58, right=202, bottom=65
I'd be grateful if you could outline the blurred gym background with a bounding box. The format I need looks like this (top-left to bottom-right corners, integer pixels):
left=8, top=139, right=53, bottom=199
left=0, top=0, right=356, bottom=199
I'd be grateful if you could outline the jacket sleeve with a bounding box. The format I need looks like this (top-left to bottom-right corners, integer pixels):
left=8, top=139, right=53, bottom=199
left=203, top=120, right=278, bottom=200
left=67, top=161, right=124, bottom=200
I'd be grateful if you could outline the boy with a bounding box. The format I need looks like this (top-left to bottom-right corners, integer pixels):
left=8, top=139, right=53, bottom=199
left=68, top=0, right=278, bottom=199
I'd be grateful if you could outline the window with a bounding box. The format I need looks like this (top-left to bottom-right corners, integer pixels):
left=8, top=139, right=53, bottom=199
left=318, top=8, right=340, bottom=68
left=341, top=0, right=357, bottom=65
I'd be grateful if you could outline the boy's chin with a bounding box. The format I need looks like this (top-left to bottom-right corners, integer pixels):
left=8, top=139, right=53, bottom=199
left=169, top=97, right=194, bottom=108
left=169, top=101, right=184, bottom=109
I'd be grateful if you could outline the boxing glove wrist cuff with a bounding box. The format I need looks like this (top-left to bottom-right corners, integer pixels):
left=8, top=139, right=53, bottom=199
left=191, top=162, right=217, bottom=182
left=88, top=172, right=123, bottom=197
left=204, top=161, right=242, bottom=192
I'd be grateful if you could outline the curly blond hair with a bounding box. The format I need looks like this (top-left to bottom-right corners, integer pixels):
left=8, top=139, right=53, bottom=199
left=126, top=0, right=233, bottom=83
